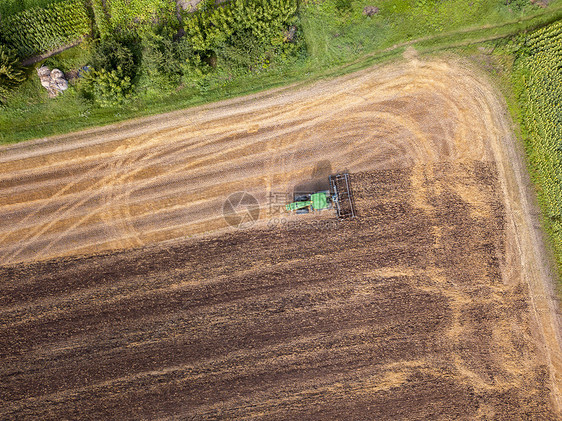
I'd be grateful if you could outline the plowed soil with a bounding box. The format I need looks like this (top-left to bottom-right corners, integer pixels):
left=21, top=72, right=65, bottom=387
left=0, top=164, right=554, bottom=419
left=1, top=55, right=561, bottom=419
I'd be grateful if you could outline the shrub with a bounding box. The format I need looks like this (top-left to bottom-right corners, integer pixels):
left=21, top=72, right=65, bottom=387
left=81, top=35, right=140, bottom=107
left=141, top=28, right=185, bottom=83
left=0, top=45, right=27, bottom=102
left=216, top=29, right=267, bottom=72
left=91, top=35, right=140, bottom=81
left=84, top=67, right=132, bottom=107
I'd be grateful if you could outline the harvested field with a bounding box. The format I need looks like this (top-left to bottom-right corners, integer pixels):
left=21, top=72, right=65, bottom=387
left=1, top=55, right=562, bottom=418
left=0, top=59, right=496, bottom=265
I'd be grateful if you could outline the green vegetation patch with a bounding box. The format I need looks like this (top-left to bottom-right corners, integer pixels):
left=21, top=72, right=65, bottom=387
left=0, top=0, right=67, bottom=17
left=0, top=44, right=27, bottom=102
left=90, top=0, right=178, bottom=38
left=183, top=0, right=301, bottom=69
left=512, top=19, right=562, bottom=274
left=106, top=0, right=177, bottom=33
left=0, top=0, right=91, bottom=58
left=2, top=0, right=562, bottom=143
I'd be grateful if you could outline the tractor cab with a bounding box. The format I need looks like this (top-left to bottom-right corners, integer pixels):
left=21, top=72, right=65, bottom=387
left=285, top=191, right=331, bottom=214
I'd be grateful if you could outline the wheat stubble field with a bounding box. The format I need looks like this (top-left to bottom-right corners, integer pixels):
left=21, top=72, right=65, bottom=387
left=1, top=55, right=561, bottom=419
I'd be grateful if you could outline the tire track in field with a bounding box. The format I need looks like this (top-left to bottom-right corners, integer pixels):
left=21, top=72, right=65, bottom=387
left=2, top=163, right=559, bottom=419
left=0, top=60, right=495, bottom=265
left=0, top=125, right=200, bottom=262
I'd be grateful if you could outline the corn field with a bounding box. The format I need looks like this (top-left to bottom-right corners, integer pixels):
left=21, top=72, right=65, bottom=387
left=0, top=0, right=90, bottom=58
left=516, top=20, right=562, bottom=270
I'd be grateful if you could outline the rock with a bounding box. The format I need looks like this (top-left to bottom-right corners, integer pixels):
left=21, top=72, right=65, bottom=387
left=37, top=65, right=69, bottom=97
left=54, top=78, right=68, bottom=91
left=363, top=6, right=379, bottom=16
left=51, top=68, right=64, bottom=79
left=37, top=66, right=50, bottom=78
left=37, top=66, right=52, bottom=89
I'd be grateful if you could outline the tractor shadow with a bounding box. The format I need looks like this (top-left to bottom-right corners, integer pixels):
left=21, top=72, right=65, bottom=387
left=293, top=160, right=350, bottom=194
left=293, top=160, right=334, bottom=194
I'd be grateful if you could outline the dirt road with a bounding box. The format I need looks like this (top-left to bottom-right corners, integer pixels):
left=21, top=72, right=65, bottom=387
left=1, top=54, right=561, bottom=415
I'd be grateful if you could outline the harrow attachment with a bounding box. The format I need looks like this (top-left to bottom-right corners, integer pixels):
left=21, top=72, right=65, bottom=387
left=329, top=173, right=356, bottom=219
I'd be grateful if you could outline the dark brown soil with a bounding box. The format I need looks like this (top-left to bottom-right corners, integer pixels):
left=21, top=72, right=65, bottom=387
left=0, top=163, right=556, bottom=420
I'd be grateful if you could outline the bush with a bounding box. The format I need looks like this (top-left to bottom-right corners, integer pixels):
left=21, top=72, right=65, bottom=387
left=81, top=35, right=140, bottom=106
left=141, top=28, right=184, bottom=83
left=0, top=45, right=27, bottom=102
left=216, top=29, right=267, bottom=72
left=84, top=67, right=132, bottom=107
left=91, top=35, right=140, bottom=80
left=334, top=0, right=353, bottom=13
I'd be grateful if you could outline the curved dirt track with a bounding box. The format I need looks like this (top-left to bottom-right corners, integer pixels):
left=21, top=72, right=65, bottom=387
left=1, top=54, right=561, bottom=413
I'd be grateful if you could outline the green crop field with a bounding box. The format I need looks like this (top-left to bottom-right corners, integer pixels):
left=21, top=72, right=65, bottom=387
left=512, top=20, right=562, bottom=274
left=91, top=0, right=177, bottom=37
left=0, top=0, right=91, bottom=58
left=106, top=0, right=176, bottom=30
left=0, top=0, right=67, bottom=17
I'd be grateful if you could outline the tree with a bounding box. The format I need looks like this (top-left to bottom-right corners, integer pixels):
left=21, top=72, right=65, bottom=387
left=92, top=35, right=140, bottom=81
left=84, top=67, right=132, bottom=107
left=141, top=29, right=183, bottom=82
left=82, top=34, right=140, bottom=107
left=0, top=45, right=26, bottom=102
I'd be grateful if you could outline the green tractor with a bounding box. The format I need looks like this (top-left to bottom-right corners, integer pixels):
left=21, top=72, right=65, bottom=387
left=285, top=191, right=332, bottom=214
left=285, top=172, right=356, bottom=218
